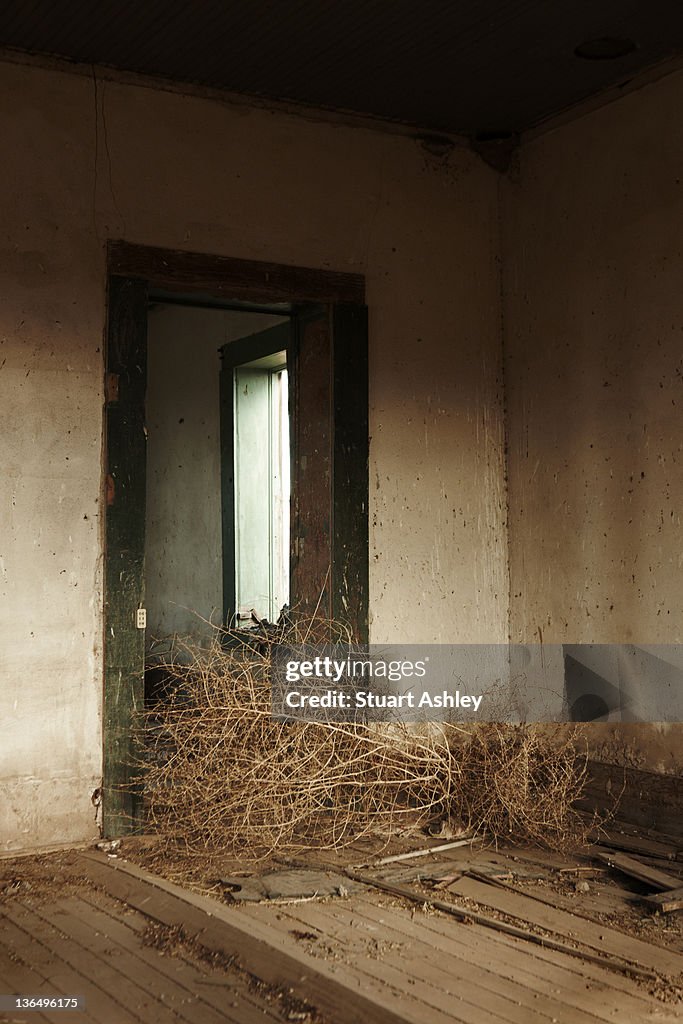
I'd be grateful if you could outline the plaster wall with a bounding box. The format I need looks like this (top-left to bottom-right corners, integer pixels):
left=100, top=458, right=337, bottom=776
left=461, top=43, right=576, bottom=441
left=503, top=70, right=683, bottom=771
left=0, top=58, right=507, bottom=850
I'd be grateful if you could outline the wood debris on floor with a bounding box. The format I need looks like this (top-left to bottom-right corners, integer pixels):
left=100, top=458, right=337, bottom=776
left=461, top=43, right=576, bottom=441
left=594, top=846, right=683, bottom=914
left=218, top=869, right=364, bottom=903
left=229, top=835, right=683, bottom=1024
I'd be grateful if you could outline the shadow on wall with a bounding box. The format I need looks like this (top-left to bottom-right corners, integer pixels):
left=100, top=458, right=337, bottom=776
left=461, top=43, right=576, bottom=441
left=564, top=645, right=683, bottom=723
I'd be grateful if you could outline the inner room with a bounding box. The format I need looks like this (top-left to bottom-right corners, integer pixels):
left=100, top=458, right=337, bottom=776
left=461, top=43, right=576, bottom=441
left=145, top=303, right=291, bottom=672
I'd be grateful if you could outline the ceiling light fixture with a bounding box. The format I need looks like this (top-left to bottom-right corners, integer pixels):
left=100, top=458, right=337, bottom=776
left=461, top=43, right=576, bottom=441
left=574, top=37, right=637, bottom=60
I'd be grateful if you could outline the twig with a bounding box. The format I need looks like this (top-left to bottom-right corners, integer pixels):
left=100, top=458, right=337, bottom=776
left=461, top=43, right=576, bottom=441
left=363, top=837, right=480, bottom=867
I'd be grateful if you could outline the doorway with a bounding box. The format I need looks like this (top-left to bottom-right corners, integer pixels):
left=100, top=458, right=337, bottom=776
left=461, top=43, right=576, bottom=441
left=103, top=242, right=368, bottom=835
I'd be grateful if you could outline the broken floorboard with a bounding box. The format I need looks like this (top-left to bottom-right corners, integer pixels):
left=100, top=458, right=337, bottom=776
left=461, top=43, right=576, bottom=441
left=242, top=892, right=661, bottom=1024
left=644, top=886, right=683, bottom=913
left=78, top=851, right=681, bottom=1024
left=590, top=827, right=681, bottom=862
left=594, top=850, right=683, bottom=892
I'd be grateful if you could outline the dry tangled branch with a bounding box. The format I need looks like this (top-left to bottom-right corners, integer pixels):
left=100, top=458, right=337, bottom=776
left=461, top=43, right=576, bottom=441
left=138, top=623, right=591, bottom=857
left=449, top=723, right=591, bottom=847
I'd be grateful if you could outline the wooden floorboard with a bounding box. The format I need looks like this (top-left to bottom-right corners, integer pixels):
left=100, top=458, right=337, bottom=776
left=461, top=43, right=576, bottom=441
left=2, top=901, right=152, bottom=1024
left=5, top=849, right=679, bottom=1024
left=79, top=852, right=419, bottom=1024
left=0, top=910, right=139, bottom=1024
left=242, top=899, right=568, bottom=1024
left=235, top=876, right=679, bottom=1023
left=240, top=896, right=655, bottom=1024
left=302, top=899, right=613, bottom=1024
left=349, top=898, right=655, bottom=1021
left=1, top=886, right=286, bottom=1024
left=221, top=901, right=448, bottom=1024
left=485, top=851, right=640, bottom=911
left=0, top=955, right=65, bottom=1024
left=418, top=847, right=683, bottom=954
left=513, top=878, right=639, bottom=918
left=46, top=897, right=243, bottom=1024
left=452, top=876, right=683, bottom=977
left=356, top=897, right=655, bottom=1015
left=70, top=891, right=282, bottom=1024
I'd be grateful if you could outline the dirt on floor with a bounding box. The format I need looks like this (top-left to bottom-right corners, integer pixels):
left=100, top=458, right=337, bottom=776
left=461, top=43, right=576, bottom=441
left=90, top=829, right=408, bottom=897
left=0, top=850, right=100, bottom=904
left=4, top=827, right=683, bottom=995
left=3, top=833, right=683, bottom=1017
left=139, top=920, right=325, bottom=1023
left=0, top=850, right=327, bottom=1024
left=105, top=830, right=683, bottom=956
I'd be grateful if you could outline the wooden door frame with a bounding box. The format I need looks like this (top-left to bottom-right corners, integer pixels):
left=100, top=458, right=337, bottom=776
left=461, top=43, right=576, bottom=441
left=103, top=241, right=368, bottom=836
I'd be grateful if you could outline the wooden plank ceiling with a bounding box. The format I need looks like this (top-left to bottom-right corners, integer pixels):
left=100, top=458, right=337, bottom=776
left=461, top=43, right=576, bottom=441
left=0, top=1, right=682, bottom=136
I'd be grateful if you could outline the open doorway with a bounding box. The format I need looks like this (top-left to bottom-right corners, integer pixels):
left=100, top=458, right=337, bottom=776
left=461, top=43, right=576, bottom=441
left=103, top=242, right=368, bottom=836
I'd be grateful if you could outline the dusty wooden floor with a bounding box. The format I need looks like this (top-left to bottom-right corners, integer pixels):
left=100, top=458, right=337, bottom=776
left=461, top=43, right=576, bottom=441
left=227, top=836, right=683, bottom=1024
left=1, top=838, right=683, bottom=1024
left=0, top=882, right=300, bottom=1024
left=237, top=892, right=674, bottom=1024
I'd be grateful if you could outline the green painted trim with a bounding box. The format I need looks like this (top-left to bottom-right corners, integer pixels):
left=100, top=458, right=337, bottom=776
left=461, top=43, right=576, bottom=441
left=103, top=275, right=148, bottom=836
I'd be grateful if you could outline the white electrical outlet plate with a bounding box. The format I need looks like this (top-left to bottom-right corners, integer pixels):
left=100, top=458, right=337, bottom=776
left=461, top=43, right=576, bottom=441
left=136, top=608, right=147, bottom=629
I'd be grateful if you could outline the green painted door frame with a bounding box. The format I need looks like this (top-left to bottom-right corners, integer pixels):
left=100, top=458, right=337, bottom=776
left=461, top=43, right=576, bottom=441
left=103, top=275, right=148, bottom=836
